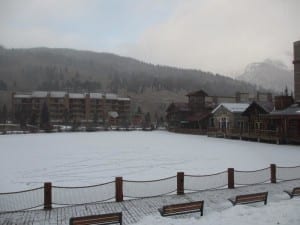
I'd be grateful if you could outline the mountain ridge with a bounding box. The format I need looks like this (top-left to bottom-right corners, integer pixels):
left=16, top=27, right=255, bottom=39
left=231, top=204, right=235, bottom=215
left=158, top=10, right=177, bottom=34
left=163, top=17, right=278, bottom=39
left=237, top=59, right=293, bottom=93
left=0, top=46, right=263, bottom=117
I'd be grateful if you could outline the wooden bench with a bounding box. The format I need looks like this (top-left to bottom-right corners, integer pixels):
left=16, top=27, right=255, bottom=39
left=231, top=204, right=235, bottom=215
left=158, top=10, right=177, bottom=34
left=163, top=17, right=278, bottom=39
left=228, top=192, right=268, bottom=206
left=284, top=187, right=300, bottom=198
left=69, top=212, right=122, bottom=225
left=158, top=201, right=204, bottom=217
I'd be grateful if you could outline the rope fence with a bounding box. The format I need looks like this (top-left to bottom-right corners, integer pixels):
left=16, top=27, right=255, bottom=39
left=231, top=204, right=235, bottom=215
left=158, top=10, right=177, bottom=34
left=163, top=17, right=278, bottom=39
left=277, top=166, right=300, bottom=182
left=185, top=171, right=228, bottom=191
left=123, top=176, right=177, bottom=198
left=1, top=164, right=300, bottom=213
left=0, top=187, right=44, bottom=213
left=52, top=181, right=115, bottom=206
left=235, top=167, right=270, bottom=185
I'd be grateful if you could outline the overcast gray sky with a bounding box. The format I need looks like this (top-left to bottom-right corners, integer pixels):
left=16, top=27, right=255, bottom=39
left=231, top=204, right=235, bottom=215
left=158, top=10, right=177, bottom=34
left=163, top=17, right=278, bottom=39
left=0, top=0, right=299, bottom=76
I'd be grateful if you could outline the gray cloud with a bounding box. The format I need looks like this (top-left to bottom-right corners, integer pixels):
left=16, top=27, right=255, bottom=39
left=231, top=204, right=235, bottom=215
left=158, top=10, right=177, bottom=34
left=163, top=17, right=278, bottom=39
left=0, top=0, right=299, bottom=76
left=119, top=0, right=300, bottom=76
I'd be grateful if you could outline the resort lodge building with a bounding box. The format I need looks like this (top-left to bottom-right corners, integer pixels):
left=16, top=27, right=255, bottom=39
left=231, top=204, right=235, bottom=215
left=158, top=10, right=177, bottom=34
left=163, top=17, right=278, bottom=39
left=12, top=91, right=130, bottom=125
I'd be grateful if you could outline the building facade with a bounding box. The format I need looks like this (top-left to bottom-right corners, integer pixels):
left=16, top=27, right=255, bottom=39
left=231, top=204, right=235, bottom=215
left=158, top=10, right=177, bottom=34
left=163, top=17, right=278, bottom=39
left=294, top=40, right=300, bottom=103
left=12, top=91, right=130, bottom=125
left=210, top=103, right=249, bottom=133
left=166, top=89, right=273, bottom=130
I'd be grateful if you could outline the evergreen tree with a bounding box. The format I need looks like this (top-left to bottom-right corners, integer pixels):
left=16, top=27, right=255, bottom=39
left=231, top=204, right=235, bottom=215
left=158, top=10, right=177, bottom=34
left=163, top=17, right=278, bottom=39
left=63, top=108, right=70, bottom=124
left=40, top=102, right=50, bottom=129
left=2, top=104, right=7, bottom=123
left=144, top=112, right=151, bottom=127
left=93, top=111, right=99, bottom=125
left=29, top=111, right=38, bottom=125
left=137, top=106, right=142, bottom=114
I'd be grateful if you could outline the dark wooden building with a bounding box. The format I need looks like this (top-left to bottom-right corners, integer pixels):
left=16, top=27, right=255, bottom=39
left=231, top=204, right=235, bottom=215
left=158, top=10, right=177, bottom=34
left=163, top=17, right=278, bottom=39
left=166, top=90, right=211, bottom=130
left=260, top=103, right=300, bottom=144
left=242, top=101, right=274, bottom=130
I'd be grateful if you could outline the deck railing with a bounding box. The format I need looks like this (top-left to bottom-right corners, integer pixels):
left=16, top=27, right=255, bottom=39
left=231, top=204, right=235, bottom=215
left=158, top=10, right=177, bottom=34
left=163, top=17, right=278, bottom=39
left=0, top=164, right=299, bottom=213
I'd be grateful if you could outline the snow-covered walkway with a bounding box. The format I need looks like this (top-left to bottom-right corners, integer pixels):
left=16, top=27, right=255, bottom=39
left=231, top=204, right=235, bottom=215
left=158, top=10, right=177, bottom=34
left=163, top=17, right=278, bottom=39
left=1, top=180, right=300, bottom=225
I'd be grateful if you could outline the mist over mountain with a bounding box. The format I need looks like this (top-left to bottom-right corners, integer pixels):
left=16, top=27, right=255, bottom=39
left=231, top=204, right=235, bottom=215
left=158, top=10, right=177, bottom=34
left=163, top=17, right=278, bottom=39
left=0, top=47, right=260, bottom=116
left=237, top=59, right=293, bottom=93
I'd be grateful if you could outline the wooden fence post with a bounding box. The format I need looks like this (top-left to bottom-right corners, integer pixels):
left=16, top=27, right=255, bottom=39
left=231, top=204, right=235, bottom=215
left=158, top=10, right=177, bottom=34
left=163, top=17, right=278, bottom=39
left=115, top=177, right=123, bottom=202
left=44, top=182, right=52, bottom=210
left=177, top=172, right=184, bottom=195
left=228, top=168, right=234, bottom=189
left=270, top=164, right=277, bottom=183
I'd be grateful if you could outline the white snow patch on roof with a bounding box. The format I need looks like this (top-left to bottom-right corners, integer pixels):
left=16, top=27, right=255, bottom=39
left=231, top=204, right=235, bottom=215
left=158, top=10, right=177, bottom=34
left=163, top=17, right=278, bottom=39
left=118, top=97, right=130, bottom=101
left=14, top=94, right=31, bottom=98
left=212, top=103, right=249, bottom=113
left=69, top=93, right=85, bottom=99
left=50, top=91, right=66, bottom=98
left=32, top=91, right=48, bottom=98
left=90, top=93, right=104, bottom=99
left=105, top=93, right=117, bottom=100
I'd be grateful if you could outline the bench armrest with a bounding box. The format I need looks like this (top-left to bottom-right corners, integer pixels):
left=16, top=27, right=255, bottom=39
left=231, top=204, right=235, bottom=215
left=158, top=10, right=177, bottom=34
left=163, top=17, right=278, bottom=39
left=158, top=208, right=164, bottom=216
left=284, top=190, right=293, bottom=198
left=228, top=197, right=236, bottom=205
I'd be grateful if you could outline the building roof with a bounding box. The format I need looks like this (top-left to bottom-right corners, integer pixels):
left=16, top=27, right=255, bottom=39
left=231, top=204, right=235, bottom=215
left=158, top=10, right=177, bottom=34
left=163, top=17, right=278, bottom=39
left=212, top=103, right=249, bottom=114
left=32, top=91, right=48, bottom=98
left=256, top=101, right=274, bottom=113
left=90, top=93, right=104, bottom=99
left=14, top=94, right=31, bottom=98
left=242, top=101, right=274, bottom=116
left=187, top=112, right=211, bottom=121
left=118, top=97, right=130, bottom=101
left=69, top=93, right=85, bottom=99
left=186, top=90, right=208, bottom=97
left=269, top=103, right=300, bottom=116
left=50, top=91, right=66, bottom=98
left=166, top=102, right=190, bottom=112
left=105, top=93, right=118, bottom=100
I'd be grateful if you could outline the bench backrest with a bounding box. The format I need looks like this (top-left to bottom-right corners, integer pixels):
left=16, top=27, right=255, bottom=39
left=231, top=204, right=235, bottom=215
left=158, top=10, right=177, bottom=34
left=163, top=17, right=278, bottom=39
left=70, top=212, right=122, bottom=225
left=292, top=187, right=300, bottom=196
left=236, top=192, right=268, bottom=204
left=163, top=201, right=203, bottom=214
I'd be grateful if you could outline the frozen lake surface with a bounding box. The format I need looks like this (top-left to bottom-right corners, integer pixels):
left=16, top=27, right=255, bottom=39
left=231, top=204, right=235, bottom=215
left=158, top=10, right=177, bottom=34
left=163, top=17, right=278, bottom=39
left=1, top=131, right=300, bottom=192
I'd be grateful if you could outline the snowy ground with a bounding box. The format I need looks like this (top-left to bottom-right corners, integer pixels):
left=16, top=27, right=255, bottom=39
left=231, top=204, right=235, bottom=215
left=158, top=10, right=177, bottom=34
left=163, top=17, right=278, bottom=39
left=136, top=198, right=300, bottom=225
left=1, top=131, right=300, bottom=192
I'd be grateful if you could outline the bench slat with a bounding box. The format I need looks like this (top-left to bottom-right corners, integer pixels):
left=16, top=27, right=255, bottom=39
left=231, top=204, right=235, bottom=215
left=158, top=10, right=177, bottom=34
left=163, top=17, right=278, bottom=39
left=70, top=212, right=122, bottom=225
left=159, top=201, right=204, bottom=217
left=229, top=192, right=268, bottom=205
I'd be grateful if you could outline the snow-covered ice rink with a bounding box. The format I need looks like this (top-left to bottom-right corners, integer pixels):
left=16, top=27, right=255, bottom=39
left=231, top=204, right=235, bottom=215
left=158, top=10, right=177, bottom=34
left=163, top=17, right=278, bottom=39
left=1, top=130, right=300, bottom=192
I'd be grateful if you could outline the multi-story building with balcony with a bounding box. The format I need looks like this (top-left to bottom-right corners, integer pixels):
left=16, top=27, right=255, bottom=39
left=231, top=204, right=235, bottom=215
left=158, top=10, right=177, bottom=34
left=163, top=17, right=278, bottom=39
left=12, top=91, right=131, bottom=125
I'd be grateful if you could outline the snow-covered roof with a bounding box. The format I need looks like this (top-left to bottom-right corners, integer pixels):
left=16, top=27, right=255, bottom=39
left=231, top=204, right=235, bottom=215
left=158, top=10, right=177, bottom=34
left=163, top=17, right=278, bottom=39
left=69, top=93, right=85, bottom=99
left=32, top=91, right=48, bottom=98
left=90, top=93, right=104, bottom=99
left=118, top=97, right=130, bottom=101
left=212, top=103, right=249, bottom=114
left=270, top=103, right=300, bottom=116
left=105, top=93, right=117, bottom=100
left=50, top=91, right=66, bottom=98
left=14, top=94, right=31, bottom=98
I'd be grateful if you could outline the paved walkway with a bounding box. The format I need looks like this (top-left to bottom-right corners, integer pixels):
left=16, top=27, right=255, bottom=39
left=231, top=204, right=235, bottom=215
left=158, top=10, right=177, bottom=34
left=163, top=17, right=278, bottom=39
left=1, top=180, right=300, bottom=225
